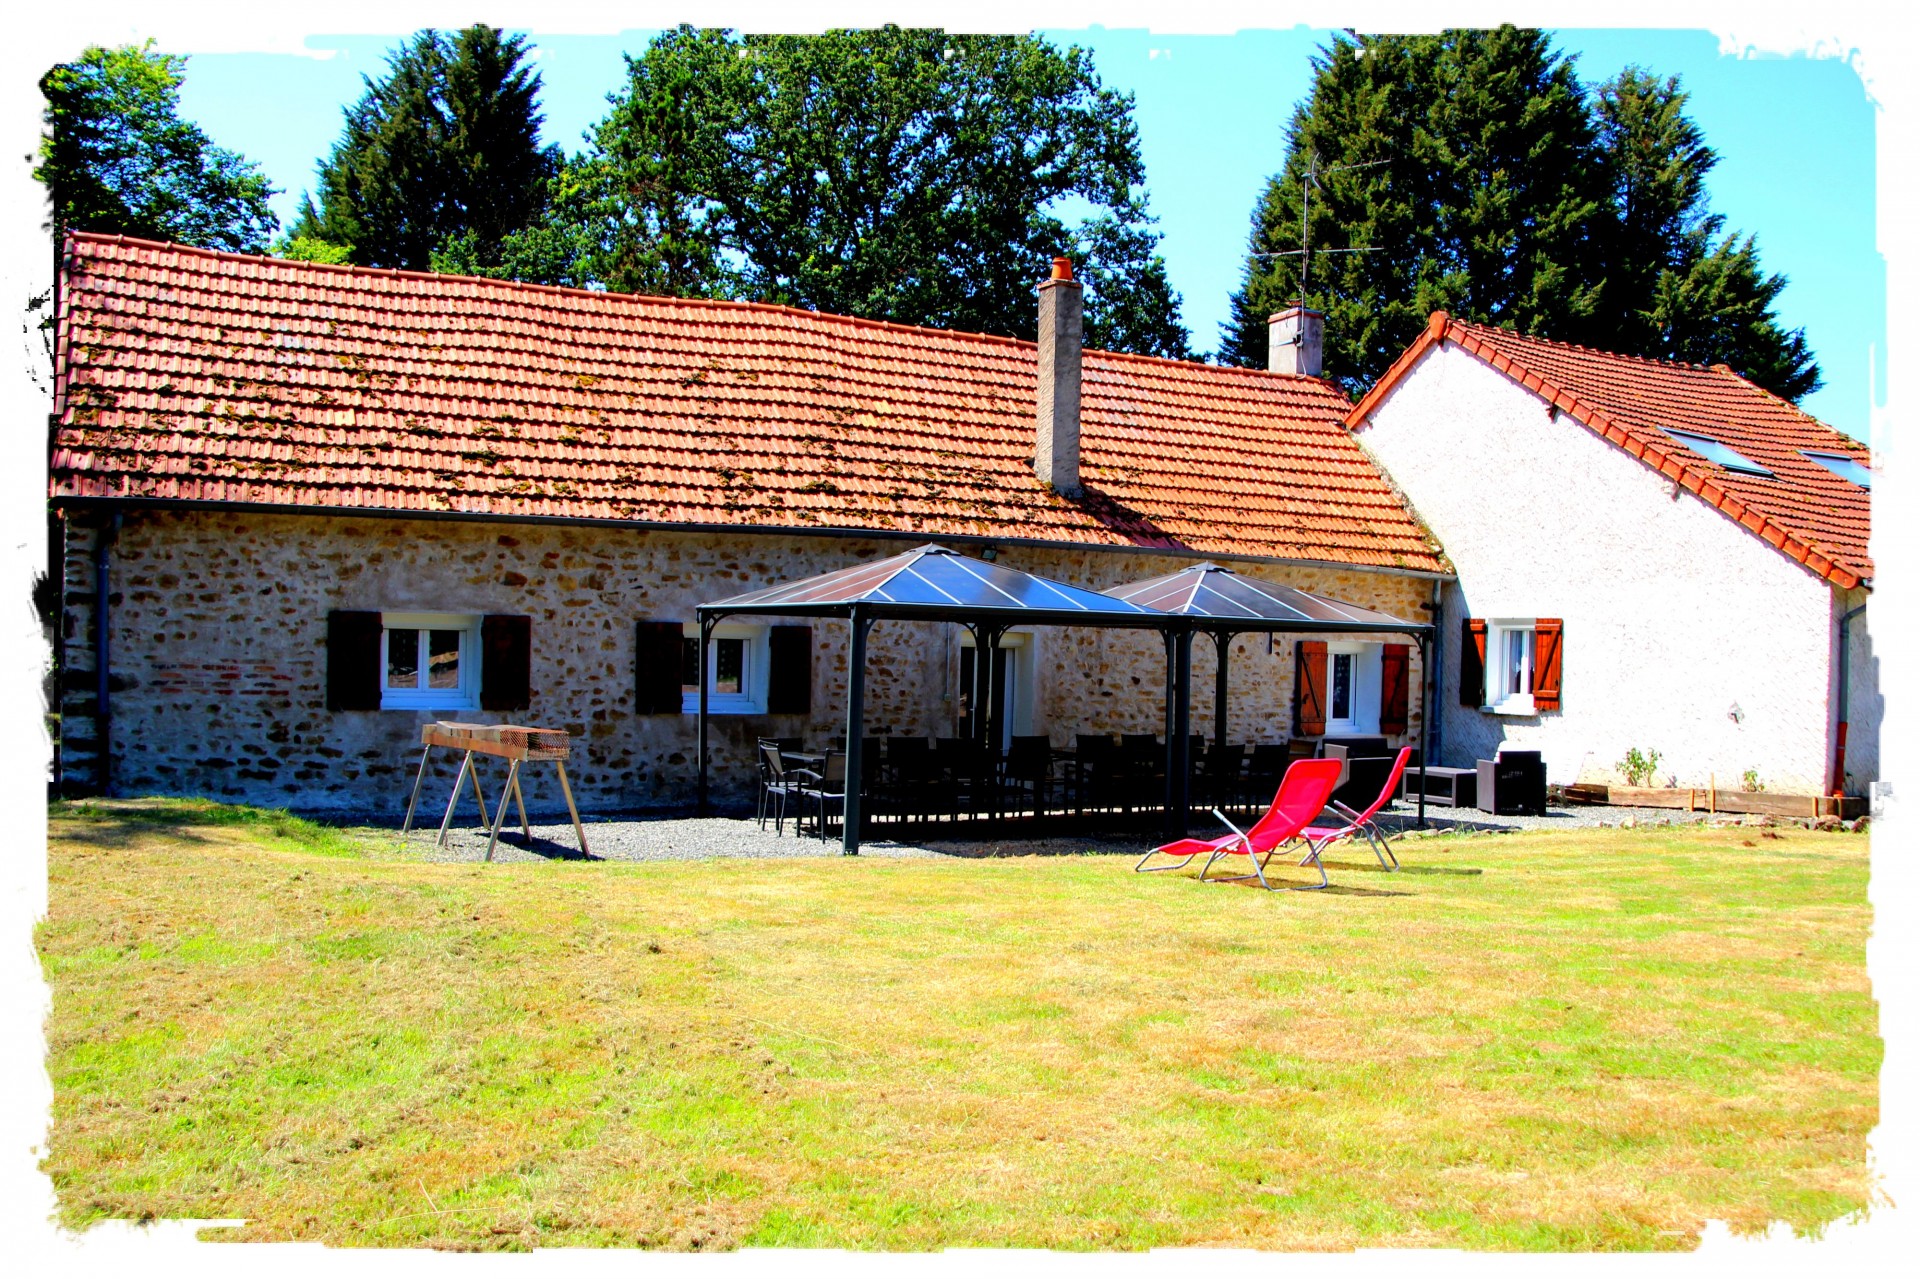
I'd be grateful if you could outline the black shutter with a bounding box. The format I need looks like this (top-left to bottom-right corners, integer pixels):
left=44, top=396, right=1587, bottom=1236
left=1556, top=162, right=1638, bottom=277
left=635, top=621, right=685, bottom=713
left=1460, top=618, right=1487, bottom=708
left=480, top=614, right=531, bottom=711
left=326, top=610, right=382, bottom=711
left=767, top=625, right=813, bottom=714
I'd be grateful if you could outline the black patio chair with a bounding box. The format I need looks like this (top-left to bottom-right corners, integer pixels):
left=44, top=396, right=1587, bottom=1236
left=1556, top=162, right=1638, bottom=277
left=1199, top=741, right=1246, bottom=810
left=1242, top=743, right=1290, bottom=815
left=792, top=749, right=848, bottom=842
left=1069, top=733, right=1119, bottom=815
left=757, top=740, right=801, bottom=834
left=1001, top=735, right=1057, bottom=818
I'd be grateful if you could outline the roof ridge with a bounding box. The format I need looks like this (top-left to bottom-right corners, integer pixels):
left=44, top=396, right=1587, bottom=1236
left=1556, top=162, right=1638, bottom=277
left=1446, top=315, right=1730, bottom=377
left=65, top=230, right=1336, bottom=387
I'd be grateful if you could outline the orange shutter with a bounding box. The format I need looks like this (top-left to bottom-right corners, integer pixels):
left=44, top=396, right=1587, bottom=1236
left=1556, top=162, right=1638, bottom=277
left=1380, top=643, right=1410, bottom=734
left=1460, top=618, right=1487, bottom=707
left=1294, top=640, right=1327, bottom=736
left=1532, top=619, right=1563, bottom=711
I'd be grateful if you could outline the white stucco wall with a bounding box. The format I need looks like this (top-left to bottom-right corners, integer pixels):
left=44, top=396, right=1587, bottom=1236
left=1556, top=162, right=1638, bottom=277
left=1356, top=342, right=1862, bottom=794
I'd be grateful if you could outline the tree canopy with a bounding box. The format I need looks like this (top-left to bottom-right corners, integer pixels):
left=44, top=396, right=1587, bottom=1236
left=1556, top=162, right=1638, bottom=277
left=36, top=41, right=277, bottom=253
left=1222, top=28, right=1819, bottom=402
left=292, top=26, right=559, bottom=271
left=475, top=27, right=1190, bottom=359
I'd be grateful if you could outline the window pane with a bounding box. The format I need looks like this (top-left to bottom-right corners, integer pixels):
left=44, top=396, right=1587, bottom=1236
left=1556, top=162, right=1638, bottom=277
left=427, top=630, right=462, bottom=689
left=715, top=638, right=744, bottom=694
left=386, top=628, right=420, bottom=689
left=1329, top=653, right=1352, bottom=720
left=681, top=637, right=700, bottom=694
left=1506, top=630, right=1528, bottom=696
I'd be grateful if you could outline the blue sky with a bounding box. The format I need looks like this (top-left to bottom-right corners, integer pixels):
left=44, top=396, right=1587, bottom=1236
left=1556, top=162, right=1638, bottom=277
left=174, top=25, right=1881, bottom=438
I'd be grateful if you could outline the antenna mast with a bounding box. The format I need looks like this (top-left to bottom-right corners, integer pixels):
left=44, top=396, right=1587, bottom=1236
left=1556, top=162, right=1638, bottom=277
left=1250, top=152, right=1389, bottom=298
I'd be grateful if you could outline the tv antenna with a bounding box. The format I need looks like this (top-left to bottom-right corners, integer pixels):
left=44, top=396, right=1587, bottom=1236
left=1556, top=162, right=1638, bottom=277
left=1249, top=152, right=1388, bottom=295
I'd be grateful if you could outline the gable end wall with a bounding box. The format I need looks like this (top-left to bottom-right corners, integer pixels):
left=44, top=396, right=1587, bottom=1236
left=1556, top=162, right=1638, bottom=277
left=1355, top=342, right=1844, bottom=793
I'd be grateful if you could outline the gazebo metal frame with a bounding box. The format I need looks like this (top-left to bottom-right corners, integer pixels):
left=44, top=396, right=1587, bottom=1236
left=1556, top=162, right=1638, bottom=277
left=695, top=546, right=1434, bottom=854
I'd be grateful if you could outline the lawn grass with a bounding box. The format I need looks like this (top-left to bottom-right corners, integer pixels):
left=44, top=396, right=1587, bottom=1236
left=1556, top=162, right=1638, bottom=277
left=38, top=798, right=1878, bottom=1251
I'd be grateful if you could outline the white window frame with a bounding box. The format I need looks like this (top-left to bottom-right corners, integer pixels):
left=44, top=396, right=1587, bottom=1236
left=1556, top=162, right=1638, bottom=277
left=681, top=622, right=770, bottom=715
left=1484, top=619, right=1537, bottom=715
left=1324, top=641, right=1381, bottom=735
left=380, top=612, right=481, bottom=711
left=958, top=630, right=1036, bottom=747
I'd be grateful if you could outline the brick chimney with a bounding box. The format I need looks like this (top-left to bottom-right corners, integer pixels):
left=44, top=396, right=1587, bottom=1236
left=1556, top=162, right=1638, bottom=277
left=1036, top=256, right=1083, bottom=496
left=1268, top=303, right=1324, bottom=377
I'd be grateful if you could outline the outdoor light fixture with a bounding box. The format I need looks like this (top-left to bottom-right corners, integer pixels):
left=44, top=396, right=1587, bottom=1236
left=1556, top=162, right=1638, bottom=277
left=979, top=546, right=999, bottom=562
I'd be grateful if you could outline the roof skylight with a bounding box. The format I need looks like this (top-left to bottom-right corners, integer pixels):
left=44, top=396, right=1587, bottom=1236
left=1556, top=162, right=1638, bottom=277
left=1803, top=451, right=1872, bottom=489
left=1663, top=428, right=1774, bottom=478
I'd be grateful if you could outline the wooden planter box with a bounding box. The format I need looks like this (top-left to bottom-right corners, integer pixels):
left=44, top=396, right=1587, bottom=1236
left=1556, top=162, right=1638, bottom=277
left=1606, top=785, right=1867, bottom=821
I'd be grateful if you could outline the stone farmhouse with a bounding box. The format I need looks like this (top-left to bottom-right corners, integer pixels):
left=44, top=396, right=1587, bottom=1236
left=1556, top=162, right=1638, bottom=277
left=47, top=234, right=1448, bottom=813
left=1347, top=312, right=1877, bottom=796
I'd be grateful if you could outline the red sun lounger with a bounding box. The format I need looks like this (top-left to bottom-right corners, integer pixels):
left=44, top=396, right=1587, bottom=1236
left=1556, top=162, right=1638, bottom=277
left=1134, top=757, right=1344, bottom=890
left=1294, top=745, right=1414, bottom=872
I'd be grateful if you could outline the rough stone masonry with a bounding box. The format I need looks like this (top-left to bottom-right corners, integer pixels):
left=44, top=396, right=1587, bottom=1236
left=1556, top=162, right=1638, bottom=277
left=58, top=508, right=1431, bottom=815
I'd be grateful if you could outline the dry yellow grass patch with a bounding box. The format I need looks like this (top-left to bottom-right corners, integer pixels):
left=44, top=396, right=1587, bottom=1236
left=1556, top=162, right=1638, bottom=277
left=38, top=799, right=1878, bottom=1251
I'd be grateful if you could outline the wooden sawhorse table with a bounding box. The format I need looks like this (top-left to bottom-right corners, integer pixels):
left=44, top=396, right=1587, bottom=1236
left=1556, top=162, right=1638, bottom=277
left=399, top=722, right=590, bottom=860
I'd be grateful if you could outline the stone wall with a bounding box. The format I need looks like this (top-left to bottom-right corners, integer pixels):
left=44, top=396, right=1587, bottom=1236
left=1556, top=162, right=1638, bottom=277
left=59, top=507, right=1433, bottom=814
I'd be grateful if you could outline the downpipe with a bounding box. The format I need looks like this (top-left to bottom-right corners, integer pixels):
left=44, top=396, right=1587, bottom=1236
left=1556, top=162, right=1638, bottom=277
left=1831, top=601, right=1866, bottom=797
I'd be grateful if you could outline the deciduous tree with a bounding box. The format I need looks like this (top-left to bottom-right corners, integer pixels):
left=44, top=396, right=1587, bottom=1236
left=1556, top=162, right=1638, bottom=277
left=489, top=27, right=1190, bottom=358
left=36, top=41, right=276, bottom=252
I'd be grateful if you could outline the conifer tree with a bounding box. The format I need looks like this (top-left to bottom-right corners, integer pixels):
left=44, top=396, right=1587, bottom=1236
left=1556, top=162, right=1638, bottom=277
left=1222, top=29, right=1605, bottom=388
left=1223, top=29, right=1820, bottom=402
left=292, top=26, right=558, bottom=271
left=1590, top=69, right=1819, bottom=399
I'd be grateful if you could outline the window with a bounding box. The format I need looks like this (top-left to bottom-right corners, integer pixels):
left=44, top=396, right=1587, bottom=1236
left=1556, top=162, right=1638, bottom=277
left=380, top=613, right=480, bottom=710
left=1662, top=428, right=1774, bottom=478
left=1484, top=620, right=1535, bottom=714
left=681, top=623, right=769, bottom=714
left=1803, top=451, right=1871, bottom=489
left=1324, top=642, right=1380, bottom=734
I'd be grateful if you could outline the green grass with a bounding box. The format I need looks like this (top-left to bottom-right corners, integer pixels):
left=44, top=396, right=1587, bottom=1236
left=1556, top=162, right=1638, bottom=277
left=38, top=799, right=1878, bottom=1251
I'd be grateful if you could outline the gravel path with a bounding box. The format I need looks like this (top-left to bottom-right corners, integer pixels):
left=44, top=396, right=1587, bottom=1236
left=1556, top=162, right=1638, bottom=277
left=371, top=799, right=1727, bottom=865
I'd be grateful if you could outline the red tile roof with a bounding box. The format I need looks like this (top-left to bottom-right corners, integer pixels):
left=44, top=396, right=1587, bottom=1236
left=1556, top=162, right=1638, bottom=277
left=49, top=234, right=1446, bottom=575
left=1348, top=312, right=1872, bottom=589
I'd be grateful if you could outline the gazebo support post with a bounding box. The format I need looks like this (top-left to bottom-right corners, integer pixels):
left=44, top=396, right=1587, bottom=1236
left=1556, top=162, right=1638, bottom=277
left=1211, top=630, right=1233, bottom=753
left=696, top=615, right=714, bottom=816
left=1168, top=626, right=1194, bottom=838
left=843, top=608, right=872, bottom=856
left=1416, top=630, right=1431, bottom=829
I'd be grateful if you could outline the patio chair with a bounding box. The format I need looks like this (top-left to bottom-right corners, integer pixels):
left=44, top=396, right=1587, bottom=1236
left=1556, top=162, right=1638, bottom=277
left=1134, top=757, right=1343, bottom=890
left=1290, top=745, right=1413, bottom=871
left=1066, top=734, right=1117, bottom=815
left=1198, top=742, right=1245, bottom=809
left=1001, top=734, right=1057, bottom=817
left=792, top=750, right=848, bottom=842
left=757, top=740, right=801, bottom=834
left=1242, top=743, right=1289, bottom=813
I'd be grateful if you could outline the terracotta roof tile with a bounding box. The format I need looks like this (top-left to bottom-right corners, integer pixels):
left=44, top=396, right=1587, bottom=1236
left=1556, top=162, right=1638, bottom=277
left=1347, top=312, right=1871, bottom=589
left=49, top=233, right=1445, bottom=574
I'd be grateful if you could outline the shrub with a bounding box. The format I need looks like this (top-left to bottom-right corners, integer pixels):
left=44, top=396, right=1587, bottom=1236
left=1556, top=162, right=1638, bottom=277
left=1619, top=747, right=1663, bottom=787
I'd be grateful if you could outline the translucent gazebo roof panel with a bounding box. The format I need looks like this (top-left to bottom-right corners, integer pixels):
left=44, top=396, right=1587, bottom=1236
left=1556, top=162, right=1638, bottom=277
left=1105, top=562, right=1428, bottom=632
left=702, top=544, right=1164, bottom=624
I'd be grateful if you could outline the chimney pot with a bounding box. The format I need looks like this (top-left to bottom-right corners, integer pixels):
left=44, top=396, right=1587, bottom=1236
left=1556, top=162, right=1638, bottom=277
left=1269, top=303, right=1325, bottom=378
left=1036, top=262, right=1084, bottom=496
